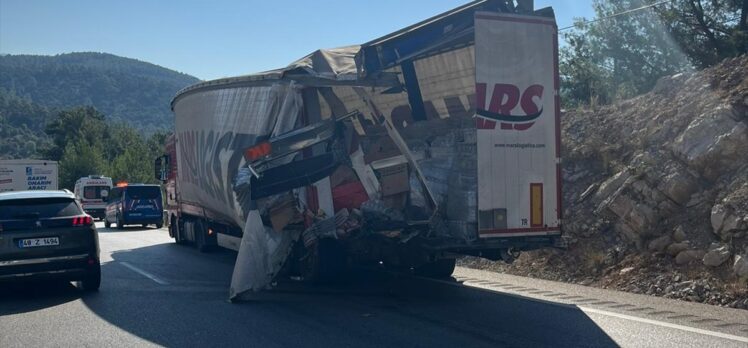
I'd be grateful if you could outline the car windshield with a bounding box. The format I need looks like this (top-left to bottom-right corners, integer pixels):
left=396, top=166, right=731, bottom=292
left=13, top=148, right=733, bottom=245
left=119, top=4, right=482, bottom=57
left=83, top=185, right=110, bottom=199
left=125, top=186, right=160, bottom=200
left=0, top=198, right=82, bottom=220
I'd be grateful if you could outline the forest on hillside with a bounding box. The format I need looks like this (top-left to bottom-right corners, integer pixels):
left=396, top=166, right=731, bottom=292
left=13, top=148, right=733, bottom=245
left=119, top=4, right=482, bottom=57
left=0, top=52, right=199, bottom=185
left=0, top=52, right=199, bottom=131
left=2, top=103, right=166, bottom=189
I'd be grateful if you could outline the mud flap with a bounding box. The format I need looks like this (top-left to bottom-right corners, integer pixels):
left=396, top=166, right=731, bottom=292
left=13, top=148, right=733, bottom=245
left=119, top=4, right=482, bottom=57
left=229, top=210, right=300, bottom=301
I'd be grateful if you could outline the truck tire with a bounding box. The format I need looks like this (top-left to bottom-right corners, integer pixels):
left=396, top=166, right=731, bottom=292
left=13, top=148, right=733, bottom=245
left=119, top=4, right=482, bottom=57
left=104, top=219, right=111, bottom=229
left=299, top=238, right=346, bottom=283
left=116, top=215, right=125, bottom=230
left=194, top=220, right=211, bottom=253
left=172, top=217, right=188, bottom=245
left=414, top=258, right=456, bottom=278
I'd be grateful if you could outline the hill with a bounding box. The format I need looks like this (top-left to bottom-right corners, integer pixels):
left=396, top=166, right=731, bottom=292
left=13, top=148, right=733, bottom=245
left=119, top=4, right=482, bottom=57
left=0, top=90, right=53, bottom=159
left=0, top=52, right=200, bottom=131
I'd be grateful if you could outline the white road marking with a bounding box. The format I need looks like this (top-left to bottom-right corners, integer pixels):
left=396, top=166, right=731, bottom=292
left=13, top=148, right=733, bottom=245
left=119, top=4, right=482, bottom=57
left=120, top=261, right=170, bottom=285
left=426, top=276, right=748, bottom=343
left=580, top=306, right=748, bottom=344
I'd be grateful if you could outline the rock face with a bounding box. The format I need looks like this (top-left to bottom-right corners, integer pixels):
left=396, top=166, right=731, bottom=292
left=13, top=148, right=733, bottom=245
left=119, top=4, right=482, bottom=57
left=463, top=55, right=748, bottom=308
left=560, top=55, right=748, bottom=270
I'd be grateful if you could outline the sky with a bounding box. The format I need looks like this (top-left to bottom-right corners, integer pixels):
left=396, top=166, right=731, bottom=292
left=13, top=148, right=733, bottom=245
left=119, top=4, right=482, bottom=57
left=0, top=0, right=594, bottom=81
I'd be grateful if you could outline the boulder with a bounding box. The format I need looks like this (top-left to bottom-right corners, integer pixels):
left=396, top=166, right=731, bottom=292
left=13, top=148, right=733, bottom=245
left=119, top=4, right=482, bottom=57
left=671, top=106, right=748, bottom=179
left=702, top=245, right=731, bottom=267
left=734, top=254, right=748, bottom=279
left=648, top=235, right=672, bottom=252
left=605, top=194, right=636, bottom=219
left=658, top=172, right=697, bottom=206
left=711, top=204, right=728, bottom=234
left=676, top=250, right=704, bottom=265
left=711, top=203, right=747, bottom=237
left=667, top=242, right=689, bottom=256
left=672, top=226, right=687, bottom=242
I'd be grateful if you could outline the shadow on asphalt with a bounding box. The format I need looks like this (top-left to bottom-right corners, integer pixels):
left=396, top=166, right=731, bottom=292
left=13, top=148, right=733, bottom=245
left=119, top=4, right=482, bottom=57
left=2, top=242, right=619, bottom=347
left=0, top=281, right=88, bottom=316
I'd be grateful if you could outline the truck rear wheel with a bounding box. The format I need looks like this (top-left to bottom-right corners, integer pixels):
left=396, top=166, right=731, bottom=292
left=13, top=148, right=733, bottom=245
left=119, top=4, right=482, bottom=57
left=171, top=217, right=188, bottom=245
left=194, top=220, right=211, bottom=253
left=414, top=258, right=456, bottom=278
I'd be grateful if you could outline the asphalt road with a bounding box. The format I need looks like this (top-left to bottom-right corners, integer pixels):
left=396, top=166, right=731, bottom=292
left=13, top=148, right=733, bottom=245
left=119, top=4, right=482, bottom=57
left=1, top=223, right=746, bottom=347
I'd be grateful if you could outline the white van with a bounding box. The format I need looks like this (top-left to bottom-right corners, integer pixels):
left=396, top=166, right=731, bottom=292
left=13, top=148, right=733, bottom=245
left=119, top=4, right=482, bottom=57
left=74, top=175, right=113, bottom=219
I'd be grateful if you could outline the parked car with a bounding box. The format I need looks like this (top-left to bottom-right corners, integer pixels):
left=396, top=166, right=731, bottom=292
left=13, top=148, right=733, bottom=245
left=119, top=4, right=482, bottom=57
left=0, top=190, right=101, bottom=291
left=104, top=184, right=163, bottom=229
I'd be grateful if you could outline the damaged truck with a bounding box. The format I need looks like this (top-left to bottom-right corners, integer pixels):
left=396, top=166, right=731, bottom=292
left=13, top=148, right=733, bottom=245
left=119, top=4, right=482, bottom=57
left=154, top=0, right=563, bottom=300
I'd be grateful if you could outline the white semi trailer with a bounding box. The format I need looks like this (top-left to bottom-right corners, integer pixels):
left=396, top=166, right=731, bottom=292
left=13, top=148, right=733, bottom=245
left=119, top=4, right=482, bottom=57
left=0, top=159, right=59, bottom=192
left=155, top=0, right=563, bottom=299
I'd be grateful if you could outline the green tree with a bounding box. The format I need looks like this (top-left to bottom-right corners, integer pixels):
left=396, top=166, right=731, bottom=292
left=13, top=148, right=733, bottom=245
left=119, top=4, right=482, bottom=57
left=561, top=0, right=747, bottom=107
left=58, top=139, right=108, bottom=190
left=656, top=0, right=747, bottom=68
left=109, top=145, right=155, bottom=185
left=560, top=27, right=614, bottom=107
left=44, top=106, right=108, bottom=160
left=104, top=122, right=144, bottom=162
left=561, top=0, right=692, bottom=106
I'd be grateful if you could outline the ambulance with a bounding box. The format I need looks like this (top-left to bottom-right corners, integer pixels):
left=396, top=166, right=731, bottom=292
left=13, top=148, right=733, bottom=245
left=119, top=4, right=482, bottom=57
left=73, top=175, right=113, bottom=219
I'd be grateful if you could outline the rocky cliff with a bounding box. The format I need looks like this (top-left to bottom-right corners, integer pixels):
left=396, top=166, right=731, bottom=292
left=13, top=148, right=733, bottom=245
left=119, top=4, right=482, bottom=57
left=461, top=55, right=748, bottom=309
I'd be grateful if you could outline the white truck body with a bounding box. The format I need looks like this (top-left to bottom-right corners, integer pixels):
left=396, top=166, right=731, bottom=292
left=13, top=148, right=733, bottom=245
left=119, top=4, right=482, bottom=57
left=0, top=159, right=59, bottom=192
left=474, top=12, right=561, bottom=237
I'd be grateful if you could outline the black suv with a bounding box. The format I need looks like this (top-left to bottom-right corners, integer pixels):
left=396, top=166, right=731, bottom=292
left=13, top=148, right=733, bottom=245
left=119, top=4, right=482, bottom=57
left=0, top=190, right=101, bottom=291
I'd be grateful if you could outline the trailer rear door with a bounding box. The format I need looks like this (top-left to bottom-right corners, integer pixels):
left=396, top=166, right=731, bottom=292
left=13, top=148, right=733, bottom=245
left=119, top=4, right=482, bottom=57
left=474, top=12, right=561, bottom=237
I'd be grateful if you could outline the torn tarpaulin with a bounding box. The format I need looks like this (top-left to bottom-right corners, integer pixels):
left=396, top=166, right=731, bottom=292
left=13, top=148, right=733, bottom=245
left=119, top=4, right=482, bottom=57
left=229, top=210, right=300, bottom=301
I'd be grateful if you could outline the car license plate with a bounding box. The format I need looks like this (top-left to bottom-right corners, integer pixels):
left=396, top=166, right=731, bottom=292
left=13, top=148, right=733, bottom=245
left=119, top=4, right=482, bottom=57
left=18, top=237, right=60, bottom=248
